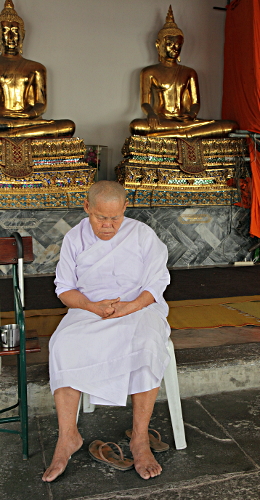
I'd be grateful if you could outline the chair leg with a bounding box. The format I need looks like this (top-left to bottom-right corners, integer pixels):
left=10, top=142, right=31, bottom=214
left=76, top=393, right=82, bottom=424
left=82, top=393, right=95, bottom=413
left=18, top=353, right=29, bottom=460
left=76, top=394, right=95, bottom=425
left=164, top=340, right=187, bottom=450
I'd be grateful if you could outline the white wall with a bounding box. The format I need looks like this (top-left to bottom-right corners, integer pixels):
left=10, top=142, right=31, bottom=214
left=12, top=0, right=227, bottom=177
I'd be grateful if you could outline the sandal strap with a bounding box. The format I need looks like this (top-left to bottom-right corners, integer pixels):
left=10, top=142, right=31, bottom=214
left=98, top=441, right=124, bottom=463
left=148, top=428, right=162, bottom=443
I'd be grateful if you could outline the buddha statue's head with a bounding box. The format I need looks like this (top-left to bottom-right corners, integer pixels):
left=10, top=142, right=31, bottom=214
left=0, top=0, right=25, bottom=55
left=156, top=5, right=184, bottom=62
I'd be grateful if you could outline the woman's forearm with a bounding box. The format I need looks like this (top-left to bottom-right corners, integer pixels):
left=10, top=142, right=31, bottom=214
left=132, top=290, right=155, bottom=311
left=59, top=290, right=121, bottom=318
left=59, top=289, right=94, bottom=311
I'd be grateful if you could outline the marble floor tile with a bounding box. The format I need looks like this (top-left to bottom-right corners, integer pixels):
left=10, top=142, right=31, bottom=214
left=198, top=389, right=260, bottom=467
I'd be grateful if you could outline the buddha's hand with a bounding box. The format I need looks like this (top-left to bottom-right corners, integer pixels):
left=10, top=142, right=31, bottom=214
left=1, top=107, right=34, bottom=119
left=17, top=105, right=38, bottom=119
left=1, top=109, right=23, bottom=119
left=4, top=112, right=29, bottom=119
left=147, top=111, right=160, bottom=129
left=173, top=114, right=195, bottom=123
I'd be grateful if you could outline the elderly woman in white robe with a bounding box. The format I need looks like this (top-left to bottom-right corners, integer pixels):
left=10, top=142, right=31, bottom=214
left=42, top=180, right=171, bottom=482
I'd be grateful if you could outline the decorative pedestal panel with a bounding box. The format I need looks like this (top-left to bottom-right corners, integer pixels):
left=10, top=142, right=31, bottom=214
left=116, top=136, right=249, bottom=207
left=0, top=205, right=252, bottom=275
left=0, top=137, right=96, bottom=209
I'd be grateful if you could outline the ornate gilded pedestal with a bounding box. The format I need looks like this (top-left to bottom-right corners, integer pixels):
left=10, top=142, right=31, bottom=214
left=116, top=136, right=249, bottom=207
left=0, top=137, right=96, bottom=209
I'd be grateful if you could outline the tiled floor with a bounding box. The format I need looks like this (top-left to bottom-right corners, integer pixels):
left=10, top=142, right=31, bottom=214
left=2, top=325, right=260, bottom=498
left=2, top=389, right=260, bottom=499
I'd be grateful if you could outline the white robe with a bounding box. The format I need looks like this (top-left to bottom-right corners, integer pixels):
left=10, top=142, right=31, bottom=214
left=49, top=217, right=171, bottom=406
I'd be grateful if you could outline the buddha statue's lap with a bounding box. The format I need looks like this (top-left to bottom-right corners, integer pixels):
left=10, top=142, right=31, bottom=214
left=0, top=0, right=75, bottom=138
left=130, top=6, right=237, bottom=139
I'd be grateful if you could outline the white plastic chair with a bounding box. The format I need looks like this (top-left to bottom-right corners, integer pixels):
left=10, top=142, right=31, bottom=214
left=79, top=338, right=187, bottom=450
left=163, top=339, right=186, bottom=450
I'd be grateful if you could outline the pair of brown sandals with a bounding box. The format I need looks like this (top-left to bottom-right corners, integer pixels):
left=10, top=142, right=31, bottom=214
left=88, top=428, right=169, bottom=471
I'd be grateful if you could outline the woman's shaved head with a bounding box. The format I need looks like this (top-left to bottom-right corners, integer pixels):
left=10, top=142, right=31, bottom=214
left=87, top=181, right=126, bottom=207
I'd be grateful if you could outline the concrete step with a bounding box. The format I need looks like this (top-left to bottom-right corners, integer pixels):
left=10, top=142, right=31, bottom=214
left=1, top=342, right=260, bottom=416
left=175, top=342, right=260, bottom=398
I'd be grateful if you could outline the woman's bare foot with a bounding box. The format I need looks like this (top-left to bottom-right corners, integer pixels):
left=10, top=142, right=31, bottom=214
left=130, top=432, right=162, bottom=480
left=42, top=431, right=83, bottom=482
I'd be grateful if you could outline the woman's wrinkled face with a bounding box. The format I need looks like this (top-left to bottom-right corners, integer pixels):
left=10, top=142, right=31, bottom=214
left=84, top=198, right=127, bottom=240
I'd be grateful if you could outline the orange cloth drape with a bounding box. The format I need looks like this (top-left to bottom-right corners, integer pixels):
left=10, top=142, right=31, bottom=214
left=249, top=142, right=260, bottom=237
left=222, top=0, right=260, bottom=238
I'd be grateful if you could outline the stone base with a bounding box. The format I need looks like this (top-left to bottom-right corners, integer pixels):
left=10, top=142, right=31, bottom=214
left=0, top=137, right=96, bottom=208
left=116, top=136, right=250, bottom=207
left=0, top=205, right=252, bottom=275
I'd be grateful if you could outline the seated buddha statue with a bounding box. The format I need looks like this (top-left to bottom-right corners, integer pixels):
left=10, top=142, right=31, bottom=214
left=0, top=0, right=75, bottom=138
left=130, top=5, right=238, bottom=139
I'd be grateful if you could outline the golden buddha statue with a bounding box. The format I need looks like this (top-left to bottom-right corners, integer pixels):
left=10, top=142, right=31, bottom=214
left=0, top=0, right=75, bottom=138
left=130, top=5, right=238, bottom=139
